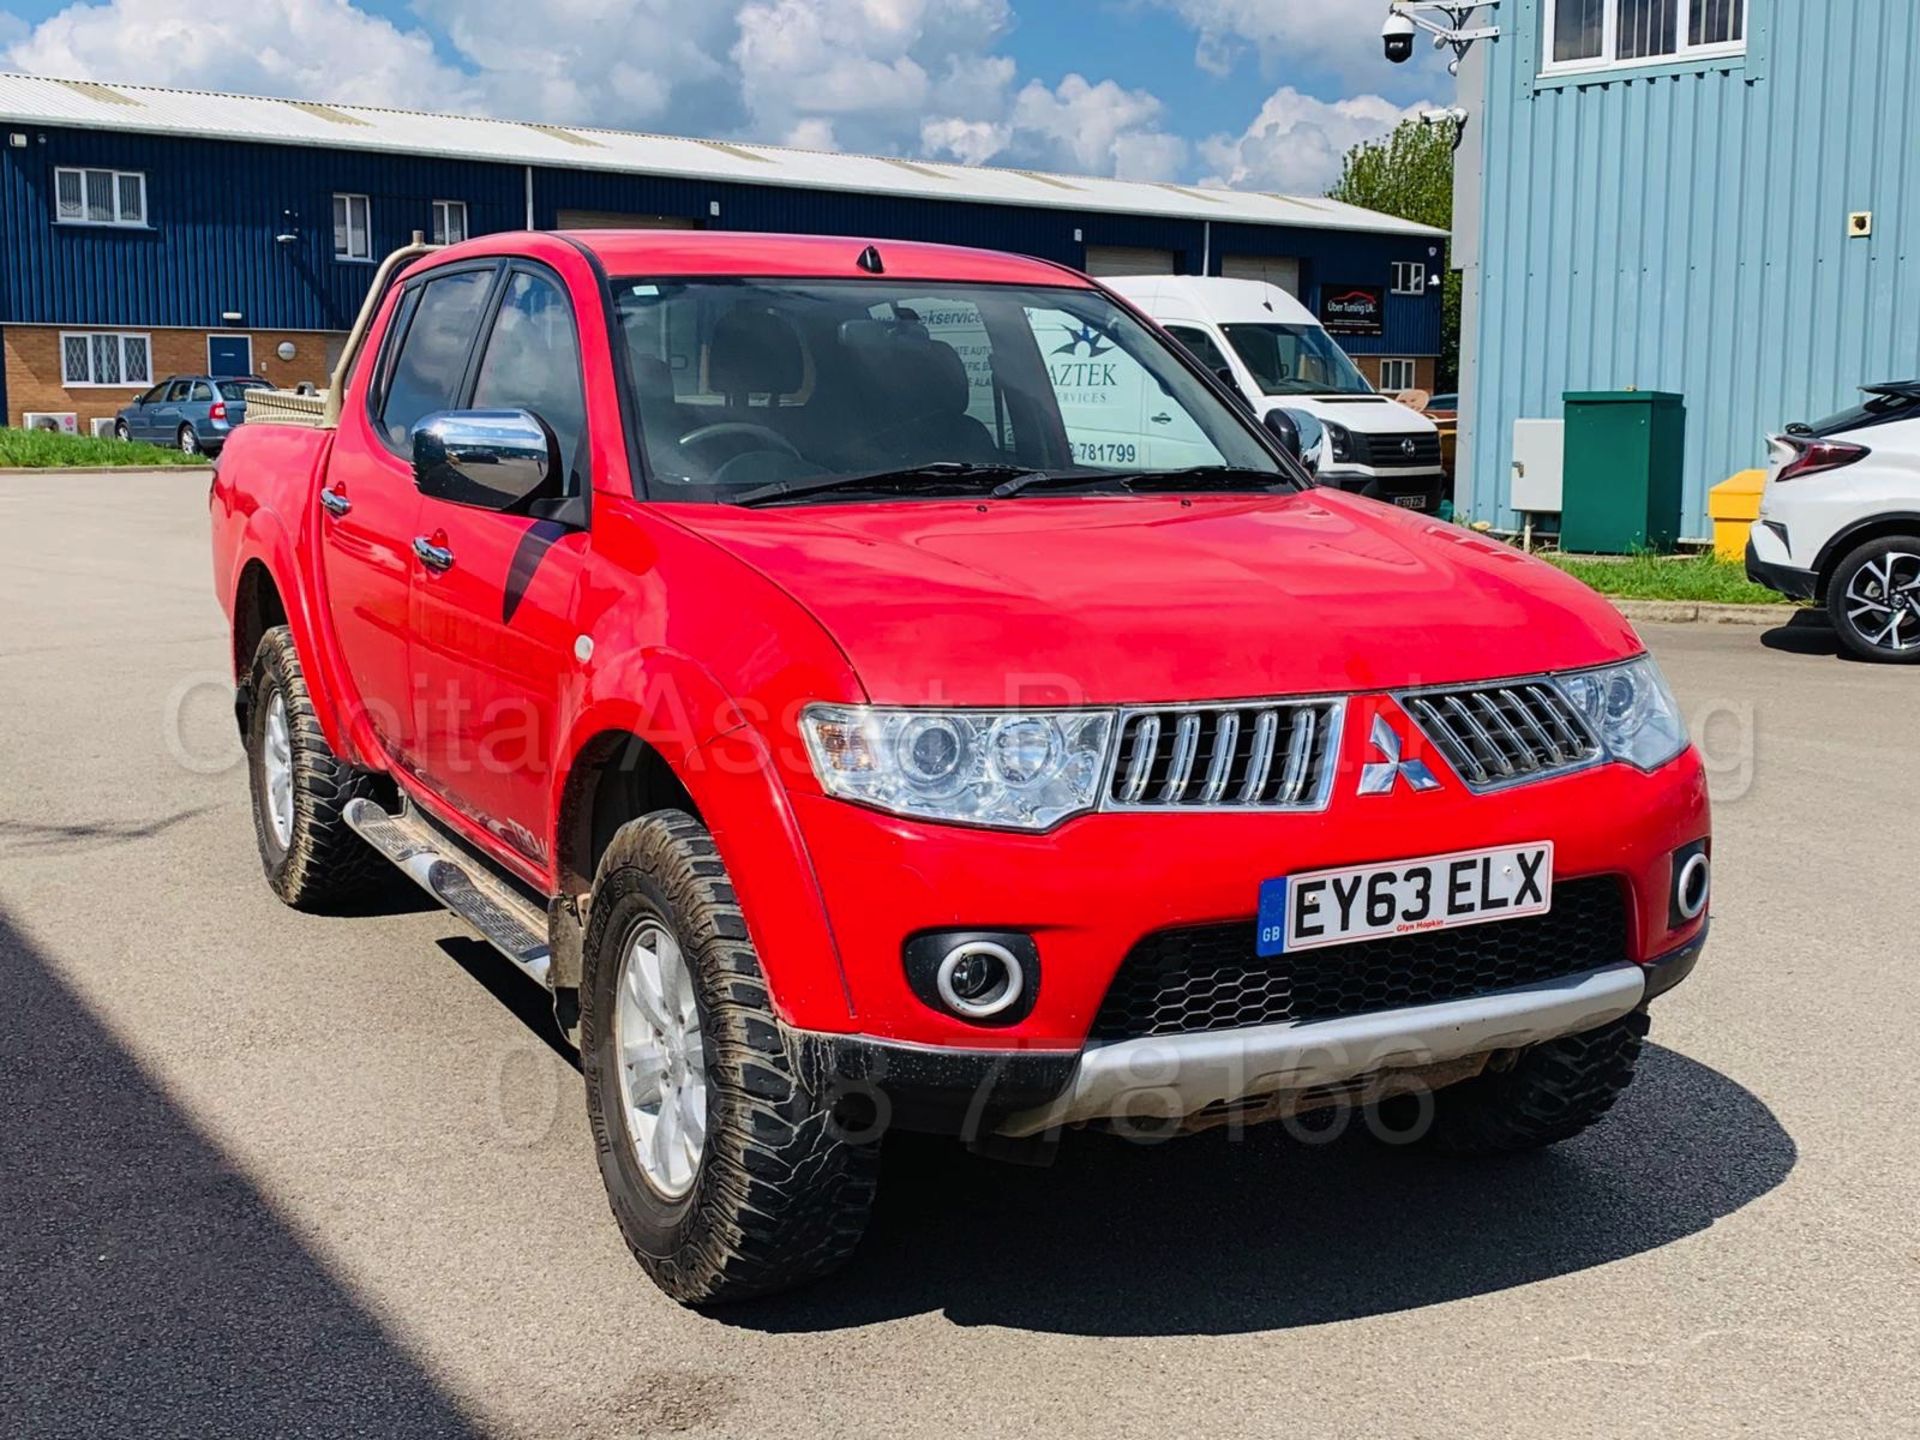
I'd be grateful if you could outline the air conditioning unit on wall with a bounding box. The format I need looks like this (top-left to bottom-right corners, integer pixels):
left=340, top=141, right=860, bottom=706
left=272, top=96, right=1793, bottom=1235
left=22, top=411, right=79, bottom=433
left=89, top=416, right=120, bottom=438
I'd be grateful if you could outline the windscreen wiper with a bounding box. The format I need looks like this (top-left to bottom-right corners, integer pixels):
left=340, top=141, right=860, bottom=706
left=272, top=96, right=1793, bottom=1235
left=991, top=465, right=1287, bottom=498
left=732, top=462, right=1048, bottom=508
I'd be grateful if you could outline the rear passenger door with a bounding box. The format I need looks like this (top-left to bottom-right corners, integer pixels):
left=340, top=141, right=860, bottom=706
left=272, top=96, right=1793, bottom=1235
left=406, top=263, right=592, bottom=867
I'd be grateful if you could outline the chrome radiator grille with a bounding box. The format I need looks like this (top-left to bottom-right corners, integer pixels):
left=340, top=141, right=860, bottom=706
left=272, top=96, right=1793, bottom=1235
left=1104, top=700, right=1342, bottom=811
left=1401, top=681, right=1600, bottom=790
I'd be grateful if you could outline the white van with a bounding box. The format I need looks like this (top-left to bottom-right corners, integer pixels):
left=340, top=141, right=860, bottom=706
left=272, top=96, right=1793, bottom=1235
left=1103, top=275, right=1447, bottom=511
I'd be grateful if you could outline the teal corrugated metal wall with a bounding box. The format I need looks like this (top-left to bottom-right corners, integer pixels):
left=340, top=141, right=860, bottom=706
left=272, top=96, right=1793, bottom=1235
left=1466, top=0, right=1920, bottom=537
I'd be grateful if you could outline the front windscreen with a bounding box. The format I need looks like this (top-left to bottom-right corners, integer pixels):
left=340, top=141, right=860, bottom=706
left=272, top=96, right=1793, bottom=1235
left=609, top=277, right=1290, bottom=501
left=1221, top=322, right=1373, bottom=397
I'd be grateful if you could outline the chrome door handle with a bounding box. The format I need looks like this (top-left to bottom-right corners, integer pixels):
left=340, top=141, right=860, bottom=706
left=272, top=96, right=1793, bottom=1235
left=319, top=487, right=351, bottom=517
left=412, top=536, right=455, bottom=572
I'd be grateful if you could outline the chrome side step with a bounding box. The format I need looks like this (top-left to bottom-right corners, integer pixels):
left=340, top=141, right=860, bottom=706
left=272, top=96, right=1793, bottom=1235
left=344, top=798, right=552, bottom=988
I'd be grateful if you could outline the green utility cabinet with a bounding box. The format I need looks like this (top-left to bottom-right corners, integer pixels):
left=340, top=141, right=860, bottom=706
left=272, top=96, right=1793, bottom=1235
left=1560, top=391, right=1686, bottom=553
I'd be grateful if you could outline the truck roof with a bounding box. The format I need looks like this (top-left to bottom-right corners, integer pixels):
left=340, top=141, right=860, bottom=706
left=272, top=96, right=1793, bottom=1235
left=421, top=230, right=1097, bottom=287
left=1102, top=274, right=1317, bottom=327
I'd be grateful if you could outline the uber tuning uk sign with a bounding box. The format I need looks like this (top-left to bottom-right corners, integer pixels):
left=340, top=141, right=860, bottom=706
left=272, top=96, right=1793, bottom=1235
left=1319, top=285, right=1385, bottom=336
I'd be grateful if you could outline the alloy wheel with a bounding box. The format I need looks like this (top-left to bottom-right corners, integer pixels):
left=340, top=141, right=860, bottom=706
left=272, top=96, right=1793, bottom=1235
left=1843, top=551, right=1920, bottom=653
left=612, top=918, right=708, bottom=1199
left=262, top=691, right=295, bottom=850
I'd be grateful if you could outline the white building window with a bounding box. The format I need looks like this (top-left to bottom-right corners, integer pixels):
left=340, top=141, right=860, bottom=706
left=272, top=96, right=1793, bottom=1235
left=432, top=199, right=469, bottom=245
left=1378, top=358, right=1418, bottom=393
left=1390, top=261, right=1427, bottom=295
left=60, top=331, right=152, bottom=387
left=53, top=167, right=146, bottom=226
left=333, top=193, right=372, bottom=260
left=1544, top=0, right=1746, bottom=75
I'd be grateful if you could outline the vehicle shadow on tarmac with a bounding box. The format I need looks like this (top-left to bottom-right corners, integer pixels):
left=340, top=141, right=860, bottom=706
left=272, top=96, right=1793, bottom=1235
left=738, top=1041, right=1795, bottom=1337
left=1760, top=610, right=1850, bottom=658
left=0, top=909, right=483, bottom=1438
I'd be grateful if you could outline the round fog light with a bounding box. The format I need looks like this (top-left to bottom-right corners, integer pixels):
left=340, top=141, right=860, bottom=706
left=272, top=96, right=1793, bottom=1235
left=935, top=940, right=1024, bottom=1019
left=1676, top=851, right=1711, bottom=920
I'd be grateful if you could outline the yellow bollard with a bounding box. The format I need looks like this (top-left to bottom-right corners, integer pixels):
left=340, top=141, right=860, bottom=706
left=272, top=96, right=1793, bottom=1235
left=1709, top=469, right=1767, bottom=561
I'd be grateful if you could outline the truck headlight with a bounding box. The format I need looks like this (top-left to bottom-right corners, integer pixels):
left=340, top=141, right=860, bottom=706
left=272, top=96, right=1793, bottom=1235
left=801, top=706, right=1115, bottom=829
left=1552, top=657, right=1688, bottom=771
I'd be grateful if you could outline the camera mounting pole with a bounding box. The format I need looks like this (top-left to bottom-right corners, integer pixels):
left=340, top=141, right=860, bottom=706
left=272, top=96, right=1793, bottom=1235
left=1391, top=1, right=1501, bottom=75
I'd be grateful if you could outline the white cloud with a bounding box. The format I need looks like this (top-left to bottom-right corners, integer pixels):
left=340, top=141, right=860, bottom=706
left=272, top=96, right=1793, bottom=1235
left=1157, top=0, right=1456, bottom=95
left=919, top=116, right=1009, bottom=167
left=416, top=0, right=739, bottom=131
left=0, top=0, right=1419, bottom=191
left=1005, top=74, right=1187, bottom=180
left=1201, top=85, right=1418, bottom=193
left=2, top=0, right=480, bottom=110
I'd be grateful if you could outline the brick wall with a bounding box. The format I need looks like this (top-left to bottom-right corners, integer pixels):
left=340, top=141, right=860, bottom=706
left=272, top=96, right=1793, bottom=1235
left=5, top=325, right=344, bottom=429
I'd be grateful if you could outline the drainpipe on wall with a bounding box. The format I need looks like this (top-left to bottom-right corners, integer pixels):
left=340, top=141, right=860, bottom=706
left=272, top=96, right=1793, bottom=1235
left=1202, top=220, right=1211, bottom=276
left=525, top=166, right=536, bottom=230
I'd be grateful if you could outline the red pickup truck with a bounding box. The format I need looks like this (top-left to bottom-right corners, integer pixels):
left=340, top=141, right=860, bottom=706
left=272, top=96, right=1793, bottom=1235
left=211, top=230, right=1711, bottom=1304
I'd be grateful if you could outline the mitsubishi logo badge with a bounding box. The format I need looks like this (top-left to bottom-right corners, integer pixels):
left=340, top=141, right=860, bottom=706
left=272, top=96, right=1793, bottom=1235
left=1357, top=713, right=1442, bottom=796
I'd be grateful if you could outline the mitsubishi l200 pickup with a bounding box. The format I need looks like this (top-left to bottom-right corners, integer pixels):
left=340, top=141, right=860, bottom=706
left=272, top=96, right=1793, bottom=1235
left=211, top=231, right=1711, bottom=1304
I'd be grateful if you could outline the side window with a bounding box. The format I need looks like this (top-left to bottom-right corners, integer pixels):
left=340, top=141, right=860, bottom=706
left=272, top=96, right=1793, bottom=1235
left=1166, top=325, right=1232, bottom=375
left=190, top=382, right=213, bottom=402
left=470, top=269, right=588, bottom=494
left=138, top=383, right=166, bottom=404
left=378, top=267, right=494, bottom=449
left=165, top=380, right=192, bottom=402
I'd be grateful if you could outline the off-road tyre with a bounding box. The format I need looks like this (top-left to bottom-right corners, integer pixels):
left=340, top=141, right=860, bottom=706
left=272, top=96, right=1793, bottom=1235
left=1826, top=535, right=1920, bottom=664
left=245, top=626, right=388, bottom=910
left=1400, top=1010, right=1650, bottom=1155
left=581, top=810, right=879, bottom=1305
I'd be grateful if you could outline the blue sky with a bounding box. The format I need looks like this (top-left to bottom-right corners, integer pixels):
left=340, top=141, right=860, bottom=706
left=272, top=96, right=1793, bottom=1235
left=0, top=0, right=1454, bottom=192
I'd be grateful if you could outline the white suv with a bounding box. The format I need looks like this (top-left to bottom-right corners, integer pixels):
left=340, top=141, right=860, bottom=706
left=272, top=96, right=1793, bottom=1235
left=1747, top=381, right=1920, bottom=662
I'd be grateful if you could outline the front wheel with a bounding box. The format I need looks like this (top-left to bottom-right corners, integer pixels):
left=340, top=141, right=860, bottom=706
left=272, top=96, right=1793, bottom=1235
left=1827, top=536, right=1920, bottom=663
left=581, top=810, right=878, bottom=1304
left=177, top=424, right=201, bottom=455
left=114, top=420, right=131, bottom=442
left=1382, top=1010, right=1650, bottom=1155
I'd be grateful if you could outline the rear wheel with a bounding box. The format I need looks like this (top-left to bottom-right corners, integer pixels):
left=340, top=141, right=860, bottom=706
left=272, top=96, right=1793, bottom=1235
left=1383, top=1011, right=1650, bottom=1155
left=177, top=423, right=201, bottom=455
left=581, top=810, right=879, bottom=1304
left=244, top=626, right=387, bottom=909
left=1827, top=536, right=1920, bottom=663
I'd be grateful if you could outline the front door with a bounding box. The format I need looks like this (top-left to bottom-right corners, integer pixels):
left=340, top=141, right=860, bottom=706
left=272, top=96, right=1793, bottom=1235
left=408, top=264, right=591, bottom=872
left=208, top=335, right=253, bottom=378
left=317, top=263, right=497, bottom=771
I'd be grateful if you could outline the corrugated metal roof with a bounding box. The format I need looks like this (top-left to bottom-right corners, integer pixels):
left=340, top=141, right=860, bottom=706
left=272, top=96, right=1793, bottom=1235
left=0, top=71, right=1446, bottom=238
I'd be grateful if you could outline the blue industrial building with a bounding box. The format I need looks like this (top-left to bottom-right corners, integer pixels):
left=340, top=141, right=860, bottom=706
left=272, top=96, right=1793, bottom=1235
left=0, top=73, right=1445, bottom=433
left=1453, top=0, right=1920, bottom=538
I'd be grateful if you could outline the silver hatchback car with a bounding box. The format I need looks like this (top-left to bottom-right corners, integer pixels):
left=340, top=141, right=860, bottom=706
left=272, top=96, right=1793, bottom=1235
left=115, top=375, right=270, bottom=454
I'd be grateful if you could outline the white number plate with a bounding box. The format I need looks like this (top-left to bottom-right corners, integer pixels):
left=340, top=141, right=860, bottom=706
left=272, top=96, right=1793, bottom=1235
left=1256, top=843, right=1553, bottom=956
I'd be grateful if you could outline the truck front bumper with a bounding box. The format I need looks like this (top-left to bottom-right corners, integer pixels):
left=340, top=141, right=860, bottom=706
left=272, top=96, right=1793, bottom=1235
left=791, top=926, right=1705, bottom=1138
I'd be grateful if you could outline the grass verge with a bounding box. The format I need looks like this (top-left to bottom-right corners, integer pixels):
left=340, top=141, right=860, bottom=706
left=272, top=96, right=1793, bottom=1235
left=0, top=426, right=204, bottom=468
left=1539, top=550, right=1795, bottom=606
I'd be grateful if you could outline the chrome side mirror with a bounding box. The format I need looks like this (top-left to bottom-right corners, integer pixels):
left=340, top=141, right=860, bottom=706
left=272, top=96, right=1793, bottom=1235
left=411, top=409, right=562, bottom=513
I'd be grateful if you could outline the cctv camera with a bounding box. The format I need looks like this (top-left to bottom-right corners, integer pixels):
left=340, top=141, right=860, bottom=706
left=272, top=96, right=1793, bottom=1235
left=1382, top=10, right=1416, bottom=63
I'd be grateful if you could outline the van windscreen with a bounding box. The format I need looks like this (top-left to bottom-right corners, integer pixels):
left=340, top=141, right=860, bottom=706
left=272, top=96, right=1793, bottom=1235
left=1221, top=323, right=1373, bottom=397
